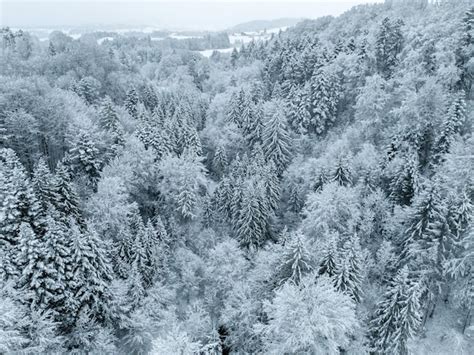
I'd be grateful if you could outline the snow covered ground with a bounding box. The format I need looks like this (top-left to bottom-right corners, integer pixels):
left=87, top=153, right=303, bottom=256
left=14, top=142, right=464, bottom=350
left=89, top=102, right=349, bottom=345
left=229, top=26, right=288, bottom=45
left=198, top=47, right=235, bottom=58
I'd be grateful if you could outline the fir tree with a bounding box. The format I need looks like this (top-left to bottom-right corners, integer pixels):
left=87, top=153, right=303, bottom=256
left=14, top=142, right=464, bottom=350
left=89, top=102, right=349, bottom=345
left=369, top=266, right=422, bottom=354
left=52, top=161, right=84, bottom=226
left=0, top=148, right=43, bottom=247
left=334, top=237, right=364, bottom=303
left=276, top=231, right=312, bottom=285
left=262, top=102, right=292, bottom=174
left=389, top=154, right=419, bottom=206
left=433, top=93, right=466, bottom=164
left=230, top=47, right=239, bottom=67
left=69, top=222, right=113, bottom=323
left=31, top=158, right=56, bottom=213
left=308, top=67, right=341, bottom=134
left=99, top=97, right=124, bottom=149
left=212, top=144, right=228, bottom=177
left=48, top=41, right=56, bottom=56
left=318, top=232, right=340, bottom=278
left=400, top=183, right=447, bottom=270
left=125, top=88, right=139, bottom=119
left=444, top=226, right=473, bottom=334
left=375, top=17, right=404, bottom=79
left=19, top=211, right=74, bottom=319
left=69, top=131, right=102, bottom=190
left=245, top=102, right=264, bottom=147
left=331, top=156, right=352, bottom=186
left=288, top=181, right=303, bottom=213
left=263, top=161, right=281, bottom=212
left=215, top=177, right=233, bottom=222
left=236, top=181, right=267, bottom=250
left=455, top=7, right=474, bottom=93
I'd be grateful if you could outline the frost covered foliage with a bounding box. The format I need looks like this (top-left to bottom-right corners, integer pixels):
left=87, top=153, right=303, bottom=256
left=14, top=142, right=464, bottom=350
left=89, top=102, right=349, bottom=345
left=1, top=0, right=474, bottom=353
left=258, top=275, right=358, bottom=354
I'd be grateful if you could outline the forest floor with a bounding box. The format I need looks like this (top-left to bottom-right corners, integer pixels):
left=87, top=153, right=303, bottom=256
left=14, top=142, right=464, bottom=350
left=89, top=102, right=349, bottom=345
left=412, top=302, right=473, bottom=354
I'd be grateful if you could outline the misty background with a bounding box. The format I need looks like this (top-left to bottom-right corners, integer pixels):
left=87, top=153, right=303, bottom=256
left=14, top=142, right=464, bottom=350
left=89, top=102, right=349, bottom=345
left=1, top=0, right=383, bottom=30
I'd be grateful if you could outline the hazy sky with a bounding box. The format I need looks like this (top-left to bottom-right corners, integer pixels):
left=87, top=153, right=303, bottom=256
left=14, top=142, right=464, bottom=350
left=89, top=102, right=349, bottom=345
left=1, top=0, right=383, bottom=30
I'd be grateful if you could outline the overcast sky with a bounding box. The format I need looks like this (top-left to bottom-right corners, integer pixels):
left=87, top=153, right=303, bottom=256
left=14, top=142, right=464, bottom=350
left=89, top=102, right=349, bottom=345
left=1, top=0, right=383, bottom=30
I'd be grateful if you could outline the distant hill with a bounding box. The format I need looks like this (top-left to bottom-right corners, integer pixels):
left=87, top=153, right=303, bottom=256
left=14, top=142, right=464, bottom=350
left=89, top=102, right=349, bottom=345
left=228, top=18, right=303, bottom=33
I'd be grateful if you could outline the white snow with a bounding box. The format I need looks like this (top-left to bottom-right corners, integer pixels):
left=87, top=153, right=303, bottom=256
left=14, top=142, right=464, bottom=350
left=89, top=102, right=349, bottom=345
left=198, top=47, right=235, bottom=58
left=97, top=37, right=114, bottom=44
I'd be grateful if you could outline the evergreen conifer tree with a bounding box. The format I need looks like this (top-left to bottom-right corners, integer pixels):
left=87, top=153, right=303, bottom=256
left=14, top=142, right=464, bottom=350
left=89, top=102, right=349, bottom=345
left=369, top=266, right=422, bottom=354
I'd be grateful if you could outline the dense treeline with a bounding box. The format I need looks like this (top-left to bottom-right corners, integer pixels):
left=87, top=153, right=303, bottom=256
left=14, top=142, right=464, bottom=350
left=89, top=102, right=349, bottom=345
left=0, top=0, right=473, bottom=354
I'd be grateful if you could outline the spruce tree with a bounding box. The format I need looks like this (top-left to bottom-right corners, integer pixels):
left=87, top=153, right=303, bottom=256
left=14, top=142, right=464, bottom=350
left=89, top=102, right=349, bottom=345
left=243, top=102, right=264, bottom=147
left=288, top=181, right=303, bottom=213
left=276, top=231, right=312, bottom=285
left=331, top=156, right=352, bottom=186
left=318, top=232, right=340, bottom=278
left=125, top=88, right=139, bottom=119
left=69, top=222, right=113, bottom=323
left=0, top=148, right=43, bottom=246
left=52, top=161, right=84, bottom=226
left=212, top=144, right=228, bottom=177
left=263, top=161, right=281, bottom=212
left=455, top=7, right=474, bottom=93
left=389, top=154, right=419, bottom=206
left=375, top=17, right=404, bottom=79
left=334, top=237, right=364, bottom=303
left=99, top=97, right=124, bottom=149
left=236, top=181, right=267, bottom=250
left=262, top=102, right=292, bottom=174
left=369, top=266, right=422, bottom=354
left=19, top=211, right=74, bottom=319
left=308, top=67, right=341, bottom=134
left=31, top=158, right=56, bottom=213
left=214, top=179, right=231, bottom=223
left=400, top=183, right=447, bottom=269
left=69, top=131, right=102, bottom=190
left=433, top=93, right=466, bottom=164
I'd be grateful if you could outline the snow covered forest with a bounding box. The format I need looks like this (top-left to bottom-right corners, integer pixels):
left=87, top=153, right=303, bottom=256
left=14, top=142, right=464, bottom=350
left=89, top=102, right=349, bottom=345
left=1, top=0, right=473, bottom=353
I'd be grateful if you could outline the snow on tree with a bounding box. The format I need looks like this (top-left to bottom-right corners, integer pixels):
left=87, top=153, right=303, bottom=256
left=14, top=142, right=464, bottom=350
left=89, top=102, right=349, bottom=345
left=0, top=287, right=30, bottom=352
left=334, top=236, right=364, bottom=303
left=287, top=85, right=311, bottom=134
left=69, top=131, right=103, bottom=190
left=275, top=231, right=312, bottom=285
left=244, top=102, right=264, bottom=147
left=52, top=161, right=84, bottom=226
left=152, top=325, right=202, bottom=355
left=158, top=150, right=207, bottom=220
left=389, top=153, right=419, bottom=206
left=262, top=160, right=281, bottom=212
left=98, top=97, right=124, bottom=149
left=69, top=222, right=113, bottom=323
left=0, top=148, right=43, bottom=247
left=400, top=182, right=448, bottom=276
left=369, top=266, right=422, bottom=354
left=125, top=88, right=139, bottom=118
left=212, top=144, right=228, bottom=177
left=375, top=17, right=404, bottom=79
left=262, top=100, right=292, bottom=174
left=318, top=231, right=340, bottom=279
left=331, top=155, right=353, bottom=186
left=18, top=211, right=74, bottom=318
left=236, top=181, right=268, bottom=250
left=31, top=158, right=56, bottom=213
left=302, top=182, right=360, bottom=238
left=258, top=274, right=358, bottom=354
left=308, top=66, right=341, bottom=134
left=433, top=92, right=467, bottom=164
left=288, top=180, right=304, bottom=213
left=455, top=7, right=474, bottom=94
